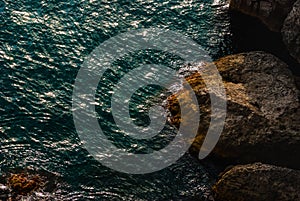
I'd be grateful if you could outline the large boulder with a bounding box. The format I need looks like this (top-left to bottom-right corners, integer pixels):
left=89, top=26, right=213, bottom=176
left=229, top=0, right=297, bottom=32
left=213, top=163, right=300, bottom=201
left=282, top=0, right=300, bottom=64
left=168, top=51, right=300, bottom=169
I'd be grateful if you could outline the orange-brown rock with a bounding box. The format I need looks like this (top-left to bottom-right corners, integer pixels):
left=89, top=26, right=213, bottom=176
left=7, top=173, right=41, bottom=195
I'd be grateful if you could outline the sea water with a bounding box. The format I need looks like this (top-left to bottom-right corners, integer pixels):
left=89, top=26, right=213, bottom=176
left=1, top=0, right=231, bottom=200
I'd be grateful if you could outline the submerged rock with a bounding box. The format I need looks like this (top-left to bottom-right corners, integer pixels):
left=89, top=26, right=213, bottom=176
left=229, top=0, right=297, bottom=32
left=282, top=0, right=300, bottom=64
left=0, top=168, right=61, bottom=200
left=168, top=51, right=300, bottom=169
left=213, top=163, right=300, bottom=201
left=7, top=173, right=42, bottom=195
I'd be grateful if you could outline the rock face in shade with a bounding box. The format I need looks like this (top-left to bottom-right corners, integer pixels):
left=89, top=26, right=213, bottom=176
left=282, top=0, right=300, bottom=64
left=167, top=51, right=300, bottom=169
left=213, top=163, right=300, bottom=201
left=229, top=0, right=297, bottom=32
left=295, top=75, right=300, bottom=90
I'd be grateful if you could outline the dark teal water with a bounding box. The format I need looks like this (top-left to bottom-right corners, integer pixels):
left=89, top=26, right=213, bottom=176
left=1, top=0, right=231, bottom=200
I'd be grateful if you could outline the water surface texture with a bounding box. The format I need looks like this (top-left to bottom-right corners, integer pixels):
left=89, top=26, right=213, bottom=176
left=1, top=0, right=231, bottom=200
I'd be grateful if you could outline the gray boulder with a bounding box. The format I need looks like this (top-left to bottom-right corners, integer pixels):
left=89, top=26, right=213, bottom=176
left=213, top=163, right=300, bottom=201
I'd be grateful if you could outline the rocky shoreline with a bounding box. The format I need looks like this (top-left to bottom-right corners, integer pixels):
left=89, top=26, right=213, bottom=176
left=169, top=1, right=300, bottom=200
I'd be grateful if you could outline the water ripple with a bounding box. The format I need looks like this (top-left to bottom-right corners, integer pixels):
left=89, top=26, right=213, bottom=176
left=1, top=0, right=231, bottom=199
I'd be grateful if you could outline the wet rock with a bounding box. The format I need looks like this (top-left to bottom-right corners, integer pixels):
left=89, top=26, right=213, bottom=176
left=168, top=51, right=300, bottom=169
left=229, top=0, right=297, bottom=32
left=0, top=168, right=61, bottom=200
left=7, top=173, right=42, bottom=195
left=282, top=0, right=300, bottom=64
left=213, top=163, right=300, bottom=201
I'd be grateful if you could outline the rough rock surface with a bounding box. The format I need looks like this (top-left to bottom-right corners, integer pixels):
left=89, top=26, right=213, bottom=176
left=282, top=0, right=300, bottom=64
left=229, top=0, right=297, bottom=32
left=0, top=169, right=61, bottom=200
left=213, top=163, right=300, bottom=201
left=168, top=51, right=300, bottom=169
